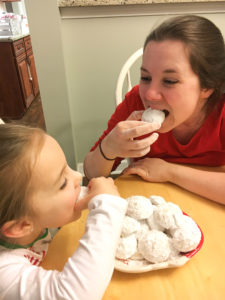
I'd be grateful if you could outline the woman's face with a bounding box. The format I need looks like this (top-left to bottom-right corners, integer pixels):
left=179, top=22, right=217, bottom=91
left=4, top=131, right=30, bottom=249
left=29, top=135, right=84, bottom=229
left=139, top=40, right=211, bottom=133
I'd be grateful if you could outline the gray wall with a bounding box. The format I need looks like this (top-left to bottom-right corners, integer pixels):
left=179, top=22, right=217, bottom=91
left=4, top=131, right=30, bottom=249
left=24, top=1, right=225, bottom=168
left=24, top=0, right=77, bottom=168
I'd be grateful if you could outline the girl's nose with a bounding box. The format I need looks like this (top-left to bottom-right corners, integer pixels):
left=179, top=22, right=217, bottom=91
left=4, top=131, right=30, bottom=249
left=73, top=170, right=82, bottom=186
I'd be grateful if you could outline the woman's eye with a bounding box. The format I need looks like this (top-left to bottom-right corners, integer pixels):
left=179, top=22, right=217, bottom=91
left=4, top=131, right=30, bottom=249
left=163, top=79, right=178, bottom=85
left=141, top=76, right=151, bottom=82
left=60, top=178, right=68, bottom=190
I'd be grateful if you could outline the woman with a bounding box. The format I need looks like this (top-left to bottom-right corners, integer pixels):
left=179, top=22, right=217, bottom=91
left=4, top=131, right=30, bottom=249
left=84, top=15, right=225, bottom=205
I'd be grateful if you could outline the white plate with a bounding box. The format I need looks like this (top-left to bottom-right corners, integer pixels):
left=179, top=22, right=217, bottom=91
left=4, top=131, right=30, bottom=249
left=115, top=254, right=189, bottom=273
left=115, top=212, right=204, bottom=274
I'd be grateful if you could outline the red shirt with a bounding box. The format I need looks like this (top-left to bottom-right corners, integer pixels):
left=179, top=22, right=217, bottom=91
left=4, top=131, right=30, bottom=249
left=91, top=85, right=225, bottom=170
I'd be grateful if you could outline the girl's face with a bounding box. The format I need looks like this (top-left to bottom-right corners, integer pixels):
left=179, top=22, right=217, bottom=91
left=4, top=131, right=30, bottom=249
left=139, top=40, right=212, bottom=133
left=30, top=135, right=83, bottom=229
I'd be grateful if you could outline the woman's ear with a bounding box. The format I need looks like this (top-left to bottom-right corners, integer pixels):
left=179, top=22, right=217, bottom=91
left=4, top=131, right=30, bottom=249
left=201, top=88, right=214, bottom=99
left=1, top=219, right=33, bottom=239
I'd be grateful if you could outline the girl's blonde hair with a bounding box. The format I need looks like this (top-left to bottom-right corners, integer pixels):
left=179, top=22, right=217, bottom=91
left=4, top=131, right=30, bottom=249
left=0, top=124, right=45, bottom=230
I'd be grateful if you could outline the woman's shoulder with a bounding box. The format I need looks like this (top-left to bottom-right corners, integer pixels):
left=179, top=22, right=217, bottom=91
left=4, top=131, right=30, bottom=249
left=125, top=85, right=141, bottom=101
left=124, top=85, right=144, bottom=111
left=213, top=95, right=225, bottom=120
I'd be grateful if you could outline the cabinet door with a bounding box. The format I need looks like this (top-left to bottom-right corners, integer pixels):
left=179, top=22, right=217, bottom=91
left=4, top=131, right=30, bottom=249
left=27, top=51, right=39, bottom=96
left=0, top=41, right=25, bottom=118
left=16, top=54, right=34, bottom=108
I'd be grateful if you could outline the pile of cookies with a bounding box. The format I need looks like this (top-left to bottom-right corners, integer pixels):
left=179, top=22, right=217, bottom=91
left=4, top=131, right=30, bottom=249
left=116, top=195, right=201, bottom=264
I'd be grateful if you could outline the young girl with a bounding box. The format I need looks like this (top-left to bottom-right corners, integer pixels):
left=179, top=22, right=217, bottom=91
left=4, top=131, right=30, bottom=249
left=0, top=124, right=127, bottom=300
left=84, top=15, right=225, bottom=205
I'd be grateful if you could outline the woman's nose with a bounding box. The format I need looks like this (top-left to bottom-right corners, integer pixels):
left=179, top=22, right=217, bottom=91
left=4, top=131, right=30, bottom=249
left=144, top=83, right=162, bottom=102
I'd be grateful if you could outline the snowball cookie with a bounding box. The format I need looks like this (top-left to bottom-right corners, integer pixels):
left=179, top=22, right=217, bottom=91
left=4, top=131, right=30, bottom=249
left=171, top=225, right=201, bottom=253
left=169, top=214, right=199, bottom=236
left=126, top=195, right=153, bottom=220
left=147, top=206, right=164, bottom=231
left=121, top=216, right=141, bottom=237
left=136, top=220, right=150, bottom=241
left=130, top=250, right=144, bottom=260
left=171, top=216, right=201, bottom=252
left=116, top=234, right=137, bottom=260
left=149, top=195, right=166, bottom=206
left=138, top=230, right=171, bottom=263
left=78, top=186, right=88, bottom=202
left=142, top=108, right=165, bottom=125
left=154, top=202, right=183, bottom=230
left=168, top=238, right=181, bottom=260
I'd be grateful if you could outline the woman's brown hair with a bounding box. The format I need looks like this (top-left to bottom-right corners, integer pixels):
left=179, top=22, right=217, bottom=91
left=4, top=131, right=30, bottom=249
left=0, top=124, right=45, bottom=231
left=144, top=15, right=225, bottom=111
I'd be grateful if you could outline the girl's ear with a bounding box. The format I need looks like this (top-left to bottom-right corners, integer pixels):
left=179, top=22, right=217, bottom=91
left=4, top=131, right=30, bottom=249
left=1, top=219, right=33, bottom=239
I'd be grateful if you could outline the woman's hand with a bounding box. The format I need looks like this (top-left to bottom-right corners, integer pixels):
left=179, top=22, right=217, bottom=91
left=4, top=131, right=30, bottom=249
left=101, top=110, right=161, bottom=160
left=122, top=158, right=173, bottom=182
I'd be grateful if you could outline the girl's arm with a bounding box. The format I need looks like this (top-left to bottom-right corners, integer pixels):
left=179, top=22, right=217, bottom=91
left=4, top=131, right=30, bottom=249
left=123, top=158, right=225, bottom=205
left=0, top=194, right=127, bottom=300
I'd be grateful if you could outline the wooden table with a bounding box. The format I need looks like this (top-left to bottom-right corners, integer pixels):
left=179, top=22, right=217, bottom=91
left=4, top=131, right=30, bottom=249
left=41, top=175, right=225, bottom=300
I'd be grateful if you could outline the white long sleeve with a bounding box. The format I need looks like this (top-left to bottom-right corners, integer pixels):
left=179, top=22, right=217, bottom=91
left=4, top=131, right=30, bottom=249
left=0, top=194, right=127, bottom=300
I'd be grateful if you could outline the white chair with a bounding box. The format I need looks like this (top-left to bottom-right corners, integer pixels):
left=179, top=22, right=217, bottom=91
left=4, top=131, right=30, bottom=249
left=115, top=47, right=143, bottom=106
left=113, top=48, right=143, bottom=172
left=0, top=119, right=4, bottom=124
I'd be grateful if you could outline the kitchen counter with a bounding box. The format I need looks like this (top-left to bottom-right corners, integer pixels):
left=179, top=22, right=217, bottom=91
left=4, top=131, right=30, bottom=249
left=0, top=33, right=29, bottom=42
left=58, top=0, right=224, bottom=7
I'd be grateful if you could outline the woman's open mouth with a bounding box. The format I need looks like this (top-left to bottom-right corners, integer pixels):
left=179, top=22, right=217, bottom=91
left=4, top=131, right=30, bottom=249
left=162, top=109, right=169, bottom=118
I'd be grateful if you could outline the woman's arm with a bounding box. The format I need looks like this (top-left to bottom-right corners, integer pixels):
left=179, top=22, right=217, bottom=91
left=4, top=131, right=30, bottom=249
left=84, top=116, right=160, bottom=179
left=84, top=139, right=116, bottom=179
left=123, top=158, right=225, bottom=205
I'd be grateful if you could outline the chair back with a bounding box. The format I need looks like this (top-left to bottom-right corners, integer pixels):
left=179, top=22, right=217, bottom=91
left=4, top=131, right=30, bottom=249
left=115, top=48, right=143, bottom=106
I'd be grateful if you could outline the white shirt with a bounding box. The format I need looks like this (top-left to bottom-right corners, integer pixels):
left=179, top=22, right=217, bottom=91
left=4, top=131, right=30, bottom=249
left=0, top=194, right=127, bottom=300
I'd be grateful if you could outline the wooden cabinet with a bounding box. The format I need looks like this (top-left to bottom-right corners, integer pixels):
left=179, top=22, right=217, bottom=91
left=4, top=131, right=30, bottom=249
left=0, top=35, right=39, bottom=118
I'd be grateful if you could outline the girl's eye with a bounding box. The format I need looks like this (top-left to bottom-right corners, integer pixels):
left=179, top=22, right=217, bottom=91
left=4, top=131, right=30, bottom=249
left=60, top=178, right=68, bottom=190
left=163, top=79, right=178, bottom=85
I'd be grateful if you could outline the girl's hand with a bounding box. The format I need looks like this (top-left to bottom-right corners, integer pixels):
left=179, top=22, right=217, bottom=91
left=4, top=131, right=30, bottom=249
left=122, top=158, right=172, bottom=182
left=101, top=111, right=161, bottom=160
left=87, top=177, right=120, bottom=197
left=77, top=177, right=120, bottom=211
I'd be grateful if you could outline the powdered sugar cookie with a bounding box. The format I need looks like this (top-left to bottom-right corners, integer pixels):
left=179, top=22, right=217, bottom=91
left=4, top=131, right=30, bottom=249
left=154, top=202, right=183, bottom=230
left=116, top=234, right=137, bottom=260
left=142, top=108, right=165, bottom=125
left=171, top=222, right=201, bottom=252
left=121, top=216, right=141, bottom=237
left=138, top=230, right=170, bottom=263
left=126, top=195, right=153, bottom=220
left=149, top=195, right=166, bottom=206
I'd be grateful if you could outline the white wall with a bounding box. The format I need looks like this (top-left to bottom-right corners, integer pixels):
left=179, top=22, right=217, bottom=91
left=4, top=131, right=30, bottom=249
left=60, top=3, right=225, bottom=164
left=24, top=0, right=77, bottom=168
left=24, top=1, right=225, bottom=168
